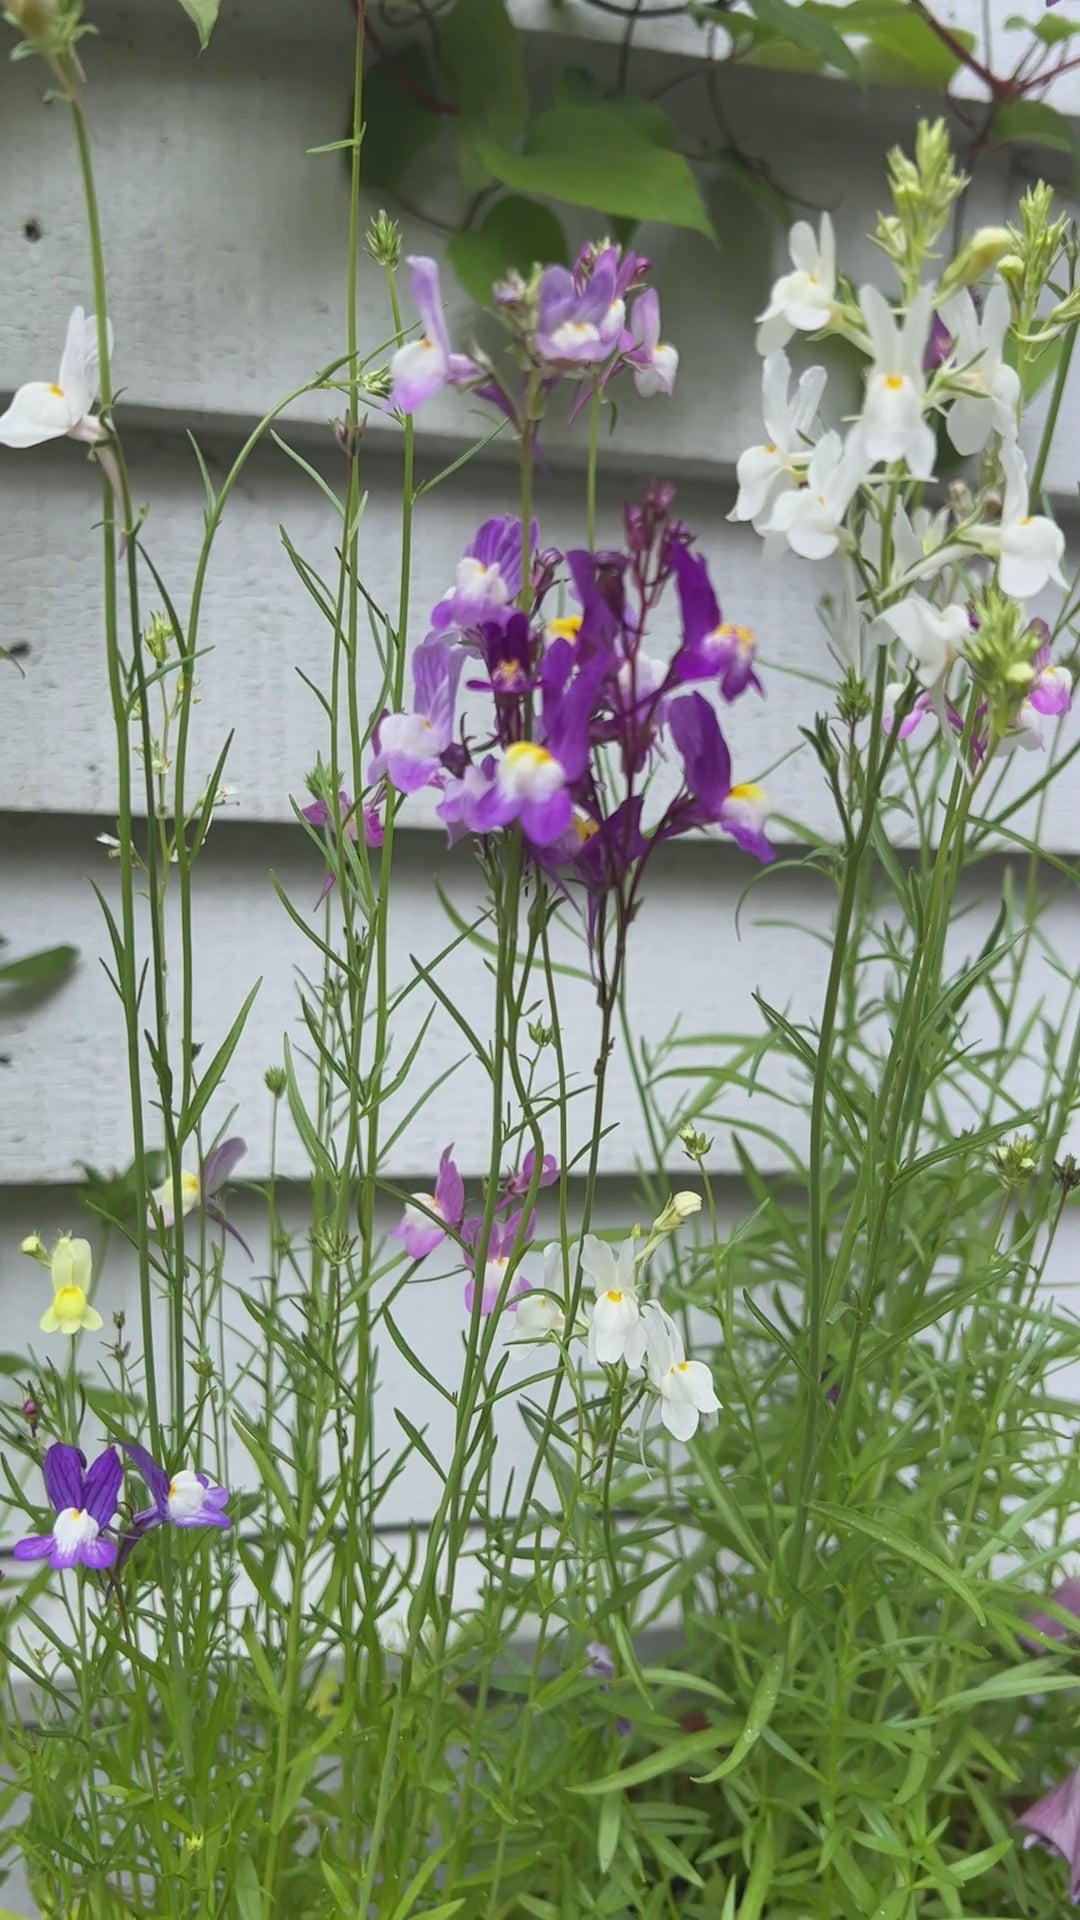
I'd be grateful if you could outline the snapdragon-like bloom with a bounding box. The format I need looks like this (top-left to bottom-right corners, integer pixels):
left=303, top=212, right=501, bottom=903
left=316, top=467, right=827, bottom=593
left=463, top=1211, right=532, bottom=1316
left=1016, top=1764, right=1080, bottom=1901
left=369, top=639, right=465, bottom=794
left=502, top=1146, right=559, bottom=1201
left=0, top=307, right=112, bottom=449
left=535, top=252, right=626, bottom=366
left=625, top=289, right=678, bottom=397
left=642, top=1302, right=720, bottom=1441
left=430, top=516, right=526, bottom=634
left=389, top=257, right=482, bottom=414
left=300, top=788, right=383, bottom=904
left=511, top=1243, right=567, bottom=1345
left=1030, top=636, right=1073, bottom=717
left=883, top=684, right=939, bottom=740
left=121, top=1440, right=231, bottom=1536
left=391, top=1146, right=465, bottom=1260
left=761, top=426, right=869, bottom=560
left=468, top=642, right=605, bottom=847
left=670, top=545, right=762, bottom=700
left=150, top=1134, right=248, bottom=1236
left=13, top=1443, right=121, bottom=1571
left=581, top=1234, right=647, bottom=1366
left=858, top=285, right=936, bottom=478
left=39, top=1234, right=103, bottom=1337
left=876, top=595, right=971, bottom=689
left=731, top=352, right=827, bottom=526
left=939, top=281, right=1020, bottom=455
left=974, top=438, right=1067, bottom=599
left=755, top=213, right=837, bottom=355
left=667, top=693, right=774, bottom=862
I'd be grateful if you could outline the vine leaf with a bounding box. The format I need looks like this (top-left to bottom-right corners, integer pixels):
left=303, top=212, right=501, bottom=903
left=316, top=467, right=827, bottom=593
left=746, top=0, right=864, bottom=82
left=481, top=106, right=716, bottom=242
left=361, top=47, right=442, bottom=190
left=993, top=99, right=1076, bottom=155
left=448, top=196, right=569, bottom=302
left=177, top=0, right=220, bottom=50
left=440, top=0, right=528, bottom=187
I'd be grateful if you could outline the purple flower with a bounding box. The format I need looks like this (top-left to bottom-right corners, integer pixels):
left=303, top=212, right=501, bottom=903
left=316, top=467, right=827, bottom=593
left=1016, top=1764, right=1080, bottom=1900
left=300, top=789, right=384, bottom=904
left=13, top=1442, right=122, bottom=1572
left=670, top=545, right=762, bottom=701
left=666, top=693, right=775, bottom=862
left=369, top=640, right=465, bottom=794
left=391, top=1146, right=465, bottom=1260
left=1020, top=1577, right=1080, bottom=1650
left=149, top=1136, right=252, bottom=1259
left=1029, top=634, right=1073, bottom=717
left=922, top=311, right=953, bottom=374
left=463, top=640, right=604, bottom=849
left=585, top=1638, right=632, bottom=1737
left=503, top=1147, right=559, bottom=1201
left=535, top=253, right=625, bottom=367
left=120, top=1440, right=231, bottom=1537
left=389, top=257, right=483, bottom=415
left=624, top=289, right=679, bottom=398
left=468, top=612, right=539, bottom=708
left=463, top=1210, right=533, bottom=1315
left=430, top=516, right=532, bottom=634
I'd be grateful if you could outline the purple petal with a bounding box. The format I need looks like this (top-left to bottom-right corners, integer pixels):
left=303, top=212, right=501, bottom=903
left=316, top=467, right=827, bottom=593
left=390, top=1216, right=447, bottom=1260
left=1020, top=1577, right=1080, bottom=1649
left=12, top=1533, right=55, bottom=1561
left=1016, top=1763, right=1080, bottom=1899
left=202, top=1136, right=247, bottom=1197
left=406, top=256, right=451, bottom=360
left=83, top=1447, right=122, bottom=1528
left=434, top=1146, right=465, bottom=1227
left=209, top=1205, right=254, bottom=1261
left=80, top=1535, right=118, bottom=1570
left=121, top=1440, right=170, bottom=1512
left=43, top=1443, right=86, bottom=1515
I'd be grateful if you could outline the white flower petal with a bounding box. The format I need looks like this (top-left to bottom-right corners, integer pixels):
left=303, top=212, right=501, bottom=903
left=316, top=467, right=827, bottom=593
left=0, top=381, right=72, bottom=449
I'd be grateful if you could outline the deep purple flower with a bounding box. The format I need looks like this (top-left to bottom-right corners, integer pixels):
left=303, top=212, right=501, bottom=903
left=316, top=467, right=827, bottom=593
left=1020, top=1577, right=1080, bottom=1650
left=923, top=311, right=953, bottom=374
left=13, top=1442, right=122, bottom=1571
left=389, top=257, right=483, bottom=414
left=120, top=1440, right=230, bottom=1540
left=430, top=516, right=532, bottom=634
left=369, top=640, right=465, bottom=794
left=468, top=612, right=538, bottom=708
left=535, top=254, right=625, bottom=367
left=300, top=789, right=384, bottom=904
left=666, top=693, right=774, bottom=862
left=461, top=643, right=605, bottom=849
left=670, top=545, right=762, bottom=701
left=1016, top=1764, right=1080, bottom=1900
left=391, top=1146, right=465, bottom=1260
left=502, top=1146, right=559, bottom=1201
left=463, top=1210, right=533, bottom=1315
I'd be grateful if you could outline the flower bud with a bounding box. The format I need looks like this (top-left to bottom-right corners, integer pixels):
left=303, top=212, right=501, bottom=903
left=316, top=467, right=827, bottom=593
left=679, top=1123, right=712, bottom=1162
left=264, top=1066, right=287, bottom=1098
left=651, top=1191, right=702, bottom=1235
left=992, top=1132, right=1039, bottom=1189
left=366, top=210, right=402, bottom=270
left=20, top=1233, right=47, bottom=1263
left=938, top=226, right=1013, bottom=297
left=142, top=611, right=173, bottom=664
left=4, top=0, right=60, bottom=44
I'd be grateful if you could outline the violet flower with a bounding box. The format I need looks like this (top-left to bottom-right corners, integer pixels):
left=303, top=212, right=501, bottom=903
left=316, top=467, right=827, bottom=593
left=369, top=639, right=465, bottom=795
left=389, top=257, right=483, bottom=414
left=535, top=253, right=625, bottom=368
left=463, top=1210, right=533, bottom=1315
left=300, top=789, right=384, bottom=904
left=922, top=311, right=953, bottom=374
left=150, top=1136, right=252, bottom=1259
left=585, top=1639, right=632, bottom=1737
left=1030, top=634, right=1073, bottom=718
left=430, top=516, right=532, bottom=634
left=666, top=693, right=775, bottom=862
left=391, top=1146, right=465, bottom=1260
left=1016, top=1763, right=1080, bottom=1900
left=670, top=545, right=762, bottom=701
left=13, top=1442, right=122, bottom=1572
left=121, top=1440, right=231, bottom=1536
left=463, top=643, right=605, bottom=849
left=1020, top=1577, right=1080, bottom=1650
left=502, top=1146, right=559, bottom=1201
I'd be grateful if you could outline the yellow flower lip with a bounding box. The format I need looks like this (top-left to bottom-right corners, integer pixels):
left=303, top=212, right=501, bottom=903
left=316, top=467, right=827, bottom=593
left=605, top=1289, right=623, bottom=1303
left=48, top=382, right=64, bottom=398
left=884, top=374, right=905, bottom=391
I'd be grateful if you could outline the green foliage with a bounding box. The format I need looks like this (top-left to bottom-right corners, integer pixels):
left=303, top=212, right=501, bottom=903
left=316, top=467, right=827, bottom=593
left=482, top=106, right=716, bottom=241
left=448, top=194, right=569, bottom=303
left=360, top=47, right=442, bottom=190
left=440, top=0, right=529, bottom=186
left=0, top=941, right=77, bottom=987
left=175, top=0, right=219, bottom=51
left=993, top=98, right=1077, bottom=155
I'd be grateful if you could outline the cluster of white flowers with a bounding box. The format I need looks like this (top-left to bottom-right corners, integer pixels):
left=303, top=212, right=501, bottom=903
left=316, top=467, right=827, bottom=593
left=510, top=1198, right=720, bottom=1444
left=732, top=201, right=1071, bottom=746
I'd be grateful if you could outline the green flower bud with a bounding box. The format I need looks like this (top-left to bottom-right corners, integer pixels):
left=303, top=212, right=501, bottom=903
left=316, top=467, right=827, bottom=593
left=938, top=226, right=1013, bottom=298
left=992, top=1132, right=1039, bottom=1189
left=366, top=210, right=402, bottom=270
left=264, top=1066, right=287, bottom=1098
left=143, top=610, right=173, bottom=664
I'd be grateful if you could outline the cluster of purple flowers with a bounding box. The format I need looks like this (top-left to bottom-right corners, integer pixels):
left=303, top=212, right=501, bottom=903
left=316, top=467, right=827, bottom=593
left=389, top=244, right=678, bottom=424
left=362, top=483, right=772, bottom=963
left=12, top=1439, right=230, bottom=1574
left=392, top=1141, right=557, bottom=1316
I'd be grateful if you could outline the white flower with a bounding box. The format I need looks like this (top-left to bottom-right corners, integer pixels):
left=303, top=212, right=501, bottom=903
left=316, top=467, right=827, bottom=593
left=761, top=425, right=870, bottom=561
left=581, top=1234, right=647, bottom=1367
left=149, top=1169, right=200, bottom=1228
left=756, top=213, right=837, bottom=355
left=642, top=1304, right=720, bottom=1443
left=875, top=595, right=970, bottom=689
left=938, top=282, right=1020, bottom=457
left=973, top=438, right=1066, bottom=599
left=858, top=285, right=936, bottom=479
left=0, top=307, right=113, bottom=450
left=730, top=352, right=827, bottom=526
left=512, top=1244, right=567, bottom=1347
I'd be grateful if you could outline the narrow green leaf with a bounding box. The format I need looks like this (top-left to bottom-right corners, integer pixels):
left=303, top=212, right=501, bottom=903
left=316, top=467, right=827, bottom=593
left=573, top=1721, right=739, bottom=1793
left=811, top=1502, right=986, bottom=1624
left=448, top=195, right=569, bottom=303
left=361, top=47, right=442, bottom=189
left=178, top=977, right=261, bottom=1145
left=0, top=943, right=77, bottom=986
left=481, top=108, right=715, bottom=241
left=177, top=0, right=220, bottom=51
left=694, top=1653, right=785, bottom=1783
left=994, top=99, right=1076, bottom=153
left=240, top=1615, right=285, bottom=1715
left=233, top=1853, right=261, bottom=1920
left=749, top=0, right=864, bottom=82
left=596, top=1792, right=621, bottom=1874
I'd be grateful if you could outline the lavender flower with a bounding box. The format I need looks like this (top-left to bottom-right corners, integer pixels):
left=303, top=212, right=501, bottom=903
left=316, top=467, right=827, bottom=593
left=389, top=257, right=482, bottom=414
left=585, top=1638, right=632, bottom=1737
left=502, top=1147, right=559, bottom=1201
left=535, top=253, right=625, bottom=368
left=430, top=516, right=531, bottom=634
left=121, top=1440, right=231, bottom=1536
left=1016, top=1763, right=1080, bottom=1900
left=369, top=639, right=465, bottom=795
left=463, top=1210, right=533, bottom=1315
left=670, top=545, right=762, bottom=701
left=300, top=788, right=384, bottom=904
left=150, top=1136, right=252, bottom=1259
left=13, top=1442, right=121, bottom=1572
left=391, top=1146, right=465, bottom=1260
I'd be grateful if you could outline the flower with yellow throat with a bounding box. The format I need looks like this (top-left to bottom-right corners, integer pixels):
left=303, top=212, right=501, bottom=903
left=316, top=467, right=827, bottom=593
left=39, top=1235, right=103, bottom=1337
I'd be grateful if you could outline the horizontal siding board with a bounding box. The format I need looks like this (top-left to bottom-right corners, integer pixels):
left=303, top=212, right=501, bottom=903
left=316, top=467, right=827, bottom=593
left=0, top=435, right=1076, bottom=850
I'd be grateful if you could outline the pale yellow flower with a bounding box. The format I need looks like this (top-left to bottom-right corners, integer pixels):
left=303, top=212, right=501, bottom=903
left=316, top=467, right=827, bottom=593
left=39, top=1235, right=103, bottom=1337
